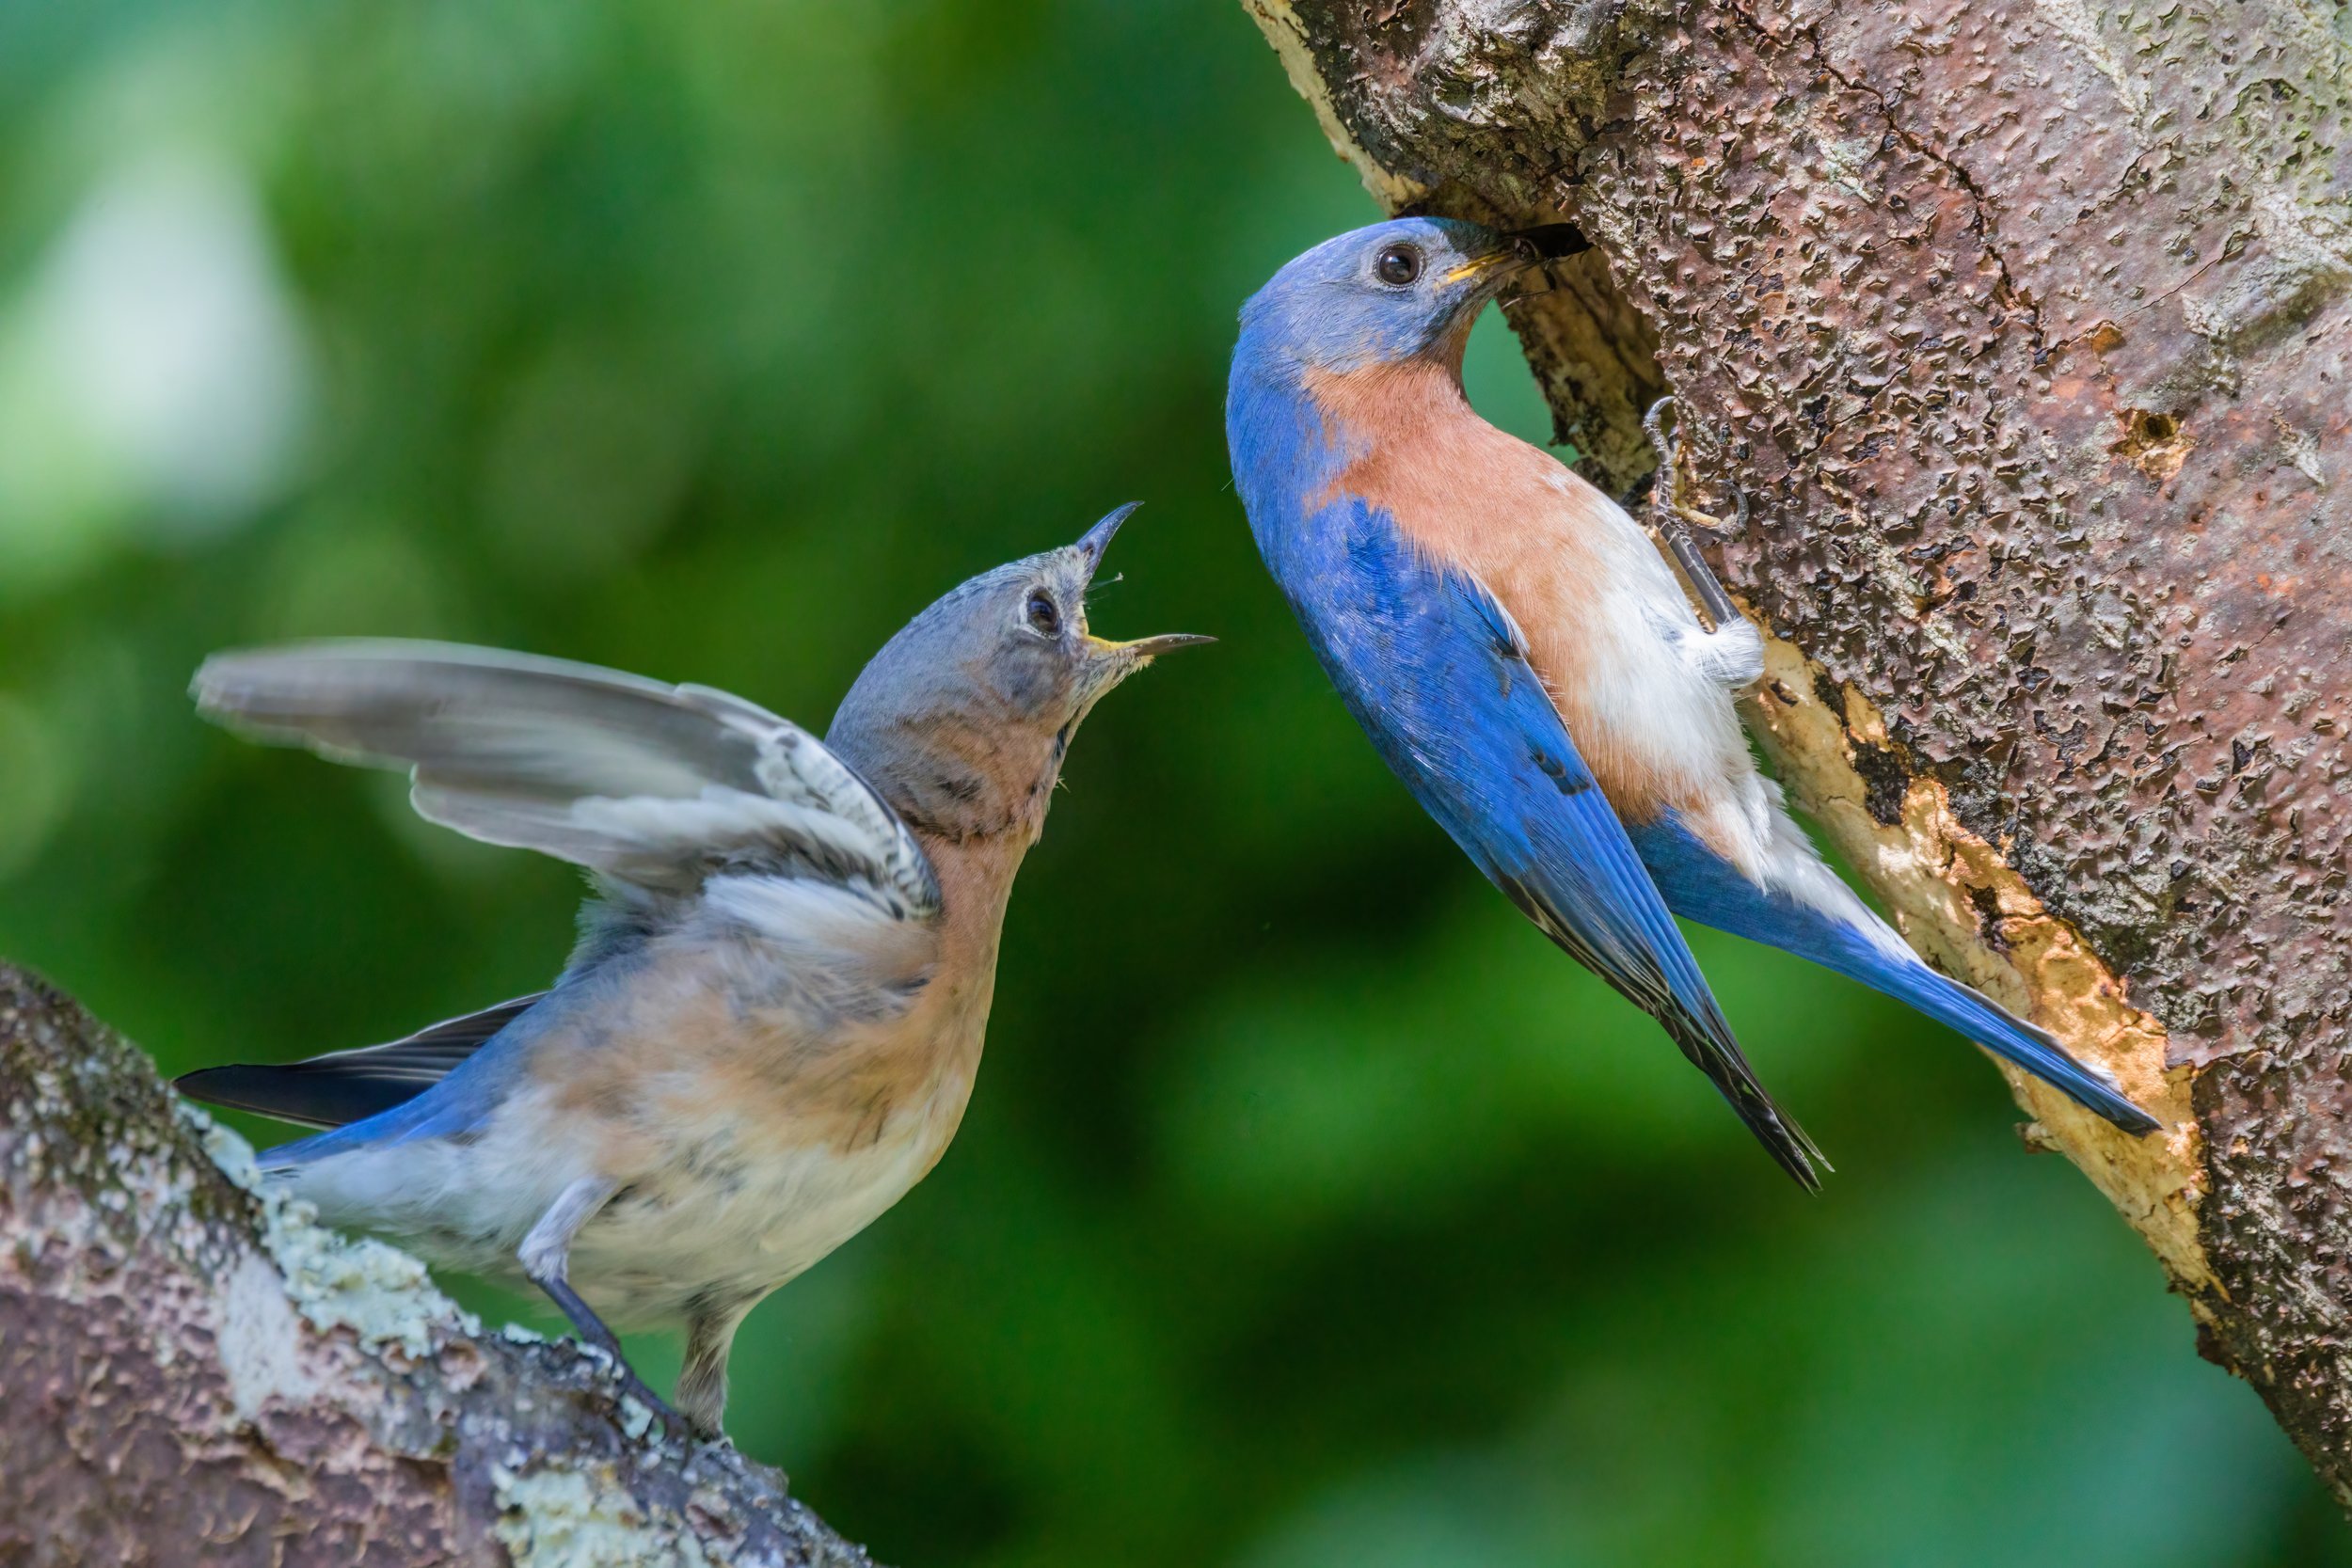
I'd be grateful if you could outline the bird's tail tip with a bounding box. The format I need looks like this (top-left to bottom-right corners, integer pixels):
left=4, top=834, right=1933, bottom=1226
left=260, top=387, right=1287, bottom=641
left=1950, top=992, right=2164, bottom=1137
left=2058, top=1070, right=2164, bottom=1138
left=1667, top=1016, right=1831, bottom=1192
left=1867, top=957, right=2165, bottom=1138
left=1946, top=1015, right=2163, bottom=1139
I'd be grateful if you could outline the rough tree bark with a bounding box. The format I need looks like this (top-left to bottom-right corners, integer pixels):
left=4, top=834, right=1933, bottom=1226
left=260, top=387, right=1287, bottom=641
left=1244, top=0, right=2352, bottom=1502
left=0, top=964, right=877, bottom=1566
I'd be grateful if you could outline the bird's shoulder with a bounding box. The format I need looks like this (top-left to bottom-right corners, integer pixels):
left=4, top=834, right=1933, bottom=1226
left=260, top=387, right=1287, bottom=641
left=584, top=873, right=944, bottom=1025
left=1268, top=497, right=1550, bottom=754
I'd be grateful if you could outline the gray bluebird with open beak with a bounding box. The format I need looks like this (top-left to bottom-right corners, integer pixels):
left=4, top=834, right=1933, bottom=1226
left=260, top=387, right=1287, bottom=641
left=178, top=504, right=1210, bottom=1437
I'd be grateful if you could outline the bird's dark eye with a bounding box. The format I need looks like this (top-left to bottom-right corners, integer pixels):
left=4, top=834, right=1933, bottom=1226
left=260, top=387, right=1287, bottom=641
left=1375, top=244, right=1422, bottom=286
left=1025, top=591, right=1061, bottom=637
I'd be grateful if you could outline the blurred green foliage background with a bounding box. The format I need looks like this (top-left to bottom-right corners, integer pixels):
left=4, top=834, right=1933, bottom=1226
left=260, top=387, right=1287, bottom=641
left=0, top=2, right=2342, bottom=1562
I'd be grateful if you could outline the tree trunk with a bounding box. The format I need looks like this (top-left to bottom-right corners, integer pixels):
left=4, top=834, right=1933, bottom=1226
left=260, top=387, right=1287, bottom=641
left=0, top=963, right=876, bottom=1566
left=1244, top=0, right=2352, bottom=1502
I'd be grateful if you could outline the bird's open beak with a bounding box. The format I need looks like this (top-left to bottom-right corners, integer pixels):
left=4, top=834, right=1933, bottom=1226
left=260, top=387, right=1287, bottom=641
left=1073, top=501, right=1143, bottom=572
left=1094, top=631, right=1216, bottom=658
left=1070, top=502, right=1214, bottom=663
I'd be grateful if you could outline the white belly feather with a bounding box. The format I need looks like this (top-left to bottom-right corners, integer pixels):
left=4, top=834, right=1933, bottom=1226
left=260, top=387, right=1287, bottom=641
left=1518, top=469, right=1899, bottom=944
left=277, top=879, right=985, bottom=1330
left=283, top=1069, right=967, bottom=1328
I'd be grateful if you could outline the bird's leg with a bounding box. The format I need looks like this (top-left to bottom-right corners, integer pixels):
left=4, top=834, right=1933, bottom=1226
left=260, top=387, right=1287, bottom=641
left=677, top=1300, right=755, bottom=1441
left=1643, top=395, right=1744, bottom=633
left=518, top=1176, right=685, bottom=1433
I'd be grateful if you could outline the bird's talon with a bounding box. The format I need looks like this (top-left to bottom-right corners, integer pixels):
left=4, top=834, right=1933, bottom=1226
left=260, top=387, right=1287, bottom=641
left=1642, top=395, right=1678, bottom=475
left=1639, top=396, right=1742, bottom=629
left=1671, top=502, right=1737, bottom=539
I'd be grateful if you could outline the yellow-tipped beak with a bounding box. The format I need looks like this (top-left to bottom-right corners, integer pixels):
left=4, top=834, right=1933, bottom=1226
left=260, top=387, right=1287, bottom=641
left=1442, top=250, right=1525, bottom=286
left=1445, top=223, right=1592, bottom=285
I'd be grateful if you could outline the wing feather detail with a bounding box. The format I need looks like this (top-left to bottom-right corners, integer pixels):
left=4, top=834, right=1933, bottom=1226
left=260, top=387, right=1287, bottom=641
left=194, top=640, right=940, bottom=918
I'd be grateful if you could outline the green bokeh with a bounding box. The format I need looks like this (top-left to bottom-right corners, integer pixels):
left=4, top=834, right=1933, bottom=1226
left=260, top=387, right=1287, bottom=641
left=0, top=1, right=2336, bottom=1562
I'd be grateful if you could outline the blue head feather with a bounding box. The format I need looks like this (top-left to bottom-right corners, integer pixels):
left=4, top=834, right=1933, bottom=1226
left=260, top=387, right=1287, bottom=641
left=1233, top=216, right=1515, bottom=383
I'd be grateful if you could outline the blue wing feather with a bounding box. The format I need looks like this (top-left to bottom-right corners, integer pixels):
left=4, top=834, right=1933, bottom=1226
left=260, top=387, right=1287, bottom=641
left=1248, top=467, right=1823, bottom=1184
left=177, top=993, right=544, bottom=1132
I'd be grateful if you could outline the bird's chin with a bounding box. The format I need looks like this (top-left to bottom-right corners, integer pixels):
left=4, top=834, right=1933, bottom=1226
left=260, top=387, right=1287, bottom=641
left=1065, top=656, right=1154, bottom=726
left=1074, top=657, right=1142, bottom=710
left=1468, top=267, right=1532, bottom=309
left=1426, top=304, right=1488, bottom=367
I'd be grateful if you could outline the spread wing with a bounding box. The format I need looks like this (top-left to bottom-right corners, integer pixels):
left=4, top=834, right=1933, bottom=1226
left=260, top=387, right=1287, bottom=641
left=1273, top=500, right=1823, bottom=1188
left=193, top=640, right=941, bottom=918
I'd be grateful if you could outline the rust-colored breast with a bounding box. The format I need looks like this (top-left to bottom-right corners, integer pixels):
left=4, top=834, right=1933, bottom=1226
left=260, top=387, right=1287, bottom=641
left=1306, top=359, right=1697, bottom=819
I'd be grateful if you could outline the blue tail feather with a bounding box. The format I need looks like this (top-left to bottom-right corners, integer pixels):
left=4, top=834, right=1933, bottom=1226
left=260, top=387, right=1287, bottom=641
left=1845, top=951, right=2159, bottom=1133
left=1631, top=816, right=2160, bottom=1136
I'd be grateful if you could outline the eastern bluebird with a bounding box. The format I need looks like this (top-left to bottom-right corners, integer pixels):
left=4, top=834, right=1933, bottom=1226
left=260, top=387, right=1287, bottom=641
left=177, top=505, right=1209, bottom=1435
left=1225, top=218, right=2158, bottom=1186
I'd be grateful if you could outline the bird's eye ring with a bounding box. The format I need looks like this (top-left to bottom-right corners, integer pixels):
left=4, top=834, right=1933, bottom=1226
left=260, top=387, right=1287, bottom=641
left=1025, top=591, right=1061, bottom=637
left=1375, top=244, right=1422, bottom=286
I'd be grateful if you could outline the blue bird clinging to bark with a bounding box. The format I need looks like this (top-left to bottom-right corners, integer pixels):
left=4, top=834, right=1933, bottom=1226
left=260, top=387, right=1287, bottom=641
left=1225, top=216, right=2160, bottom=1185
left=177, top=506, right=1209, bottom=1435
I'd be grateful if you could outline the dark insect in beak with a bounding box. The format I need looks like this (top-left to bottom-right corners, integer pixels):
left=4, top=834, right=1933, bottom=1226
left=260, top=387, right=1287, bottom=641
left=1507, top=222, right=1592, bottom=263
left=1495, top=222, right=1593, bottom=308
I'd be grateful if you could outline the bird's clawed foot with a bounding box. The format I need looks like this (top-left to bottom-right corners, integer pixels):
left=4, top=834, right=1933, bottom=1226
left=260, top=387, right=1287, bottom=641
left=531, top=1265, right=704, bottom=1442
left=1644, top=395, right=1749, bottom=541
left=588, top=1333, right=714, bottom=1444
left=1642, top=395, right=1745, bottom=631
